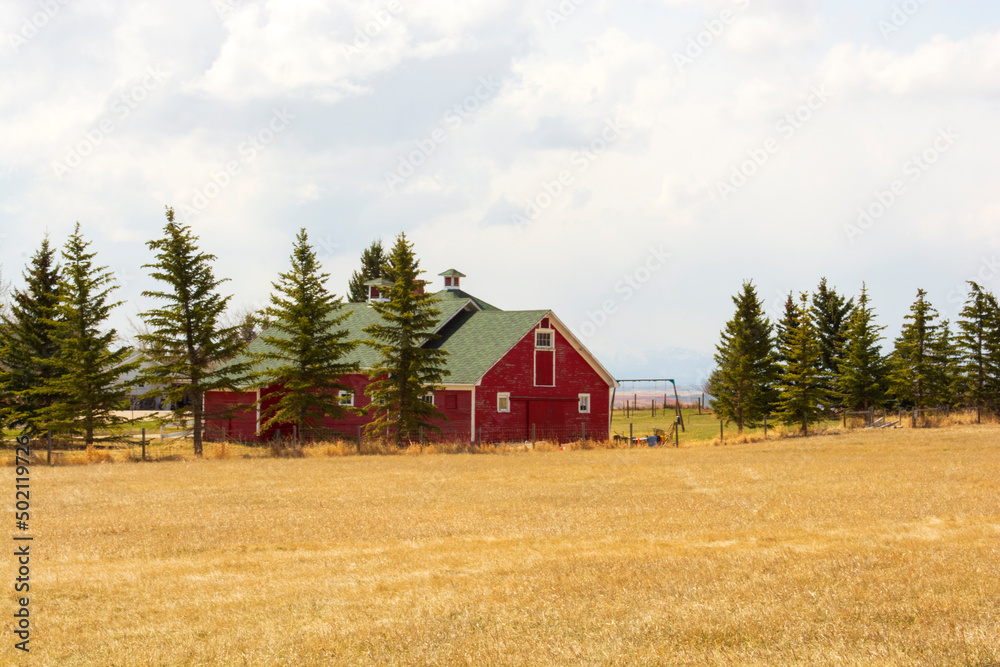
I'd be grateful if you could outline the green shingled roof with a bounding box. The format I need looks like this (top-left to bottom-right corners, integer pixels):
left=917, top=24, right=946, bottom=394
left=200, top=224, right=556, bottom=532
left=434, top=288, right=501, bottom=312
left=425, top=309, right=548, bottom=384
left=233, top=290, right=528, bottom=383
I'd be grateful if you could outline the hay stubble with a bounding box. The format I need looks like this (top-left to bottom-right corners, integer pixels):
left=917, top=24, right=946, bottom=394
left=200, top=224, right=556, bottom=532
left=16, top=426, right=1000, bottom=665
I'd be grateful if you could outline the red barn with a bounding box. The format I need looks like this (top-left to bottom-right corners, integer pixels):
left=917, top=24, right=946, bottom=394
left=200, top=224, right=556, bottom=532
left=205, top=270, right=619, bottom=443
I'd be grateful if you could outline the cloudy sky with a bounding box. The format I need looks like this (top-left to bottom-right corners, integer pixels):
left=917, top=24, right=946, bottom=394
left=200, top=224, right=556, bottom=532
left=2, top=0, right=999, bottom=386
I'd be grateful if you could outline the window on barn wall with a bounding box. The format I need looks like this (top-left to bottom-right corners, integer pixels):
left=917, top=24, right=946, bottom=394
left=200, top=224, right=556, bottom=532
left=535, top=329, right=554, bottom=349
left=578, top=394, right=590, bottom=413
left=338, top=390, right=354, bottom=407
left=421, top=393, right=434, bottom=405
left=497, top=393, right=510, bottom=412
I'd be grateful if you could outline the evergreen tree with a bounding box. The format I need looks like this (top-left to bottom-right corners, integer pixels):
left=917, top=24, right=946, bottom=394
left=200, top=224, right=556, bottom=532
left=811, top=278, right=854, bottom=405
left=773, top=292, right=796, bottom=366
left=137, top=207, right=250, bottom=456
left=347, top=239, right=388, bottom=303
left=930, top=319, right=962, bottom=408
left=708, top=281, right=779, bottom=432
left=363, top=233, right=449, bottom=447
left=0, top=236, right=61, bottom=436
left=37, top=224, right=136, bottom=446
left=255, top=229, right=359, bottom=440
left=774, top=292, right=827, bottom=434
left=888, top=289, right=940, bottom=409
left=956, top=282, right=1000, bottom=419
left=836, top=284, right=888, bottom=411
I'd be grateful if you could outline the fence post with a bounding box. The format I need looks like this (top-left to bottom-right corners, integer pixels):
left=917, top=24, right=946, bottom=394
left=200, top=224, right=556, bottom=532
left=629, top=422, right=633, bottom=445
left=911, top=408, right=917, bottom=428
left=763, top=415, right=768, bottom=438
left=419, top=426, right=424, bottom=448
left=843, top=410, right=847, bottom=428
left=477, top=426, right=482, bottom=444
left=652, top=401, right=655, bottom=418
left=160, top=424, right=164, bottom=443
left=531, top=423, right=536, bottom=447
left=581, top=423, right=586, bottom=441
left=675, top=417, right=680, bottom=447
left=46, top=430, right=51, bottom=466
left=141, top=428, right=146, bottom=461
left=356, top=425, right=362, bottom=454
left=869, top=407, right=874, bottom=426
left=720, top=420, right=723, bottom=442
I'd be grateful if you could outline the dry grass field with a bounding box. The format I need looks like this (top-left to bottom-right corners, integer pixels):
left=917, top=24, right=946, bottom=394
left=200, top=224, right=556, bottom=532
left=8, top=426, right=1000, bottom=666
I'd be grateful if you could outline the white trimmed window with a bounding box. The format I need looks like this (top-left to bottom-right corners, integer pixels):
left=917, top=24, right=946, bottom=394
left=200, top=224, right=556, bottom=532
left=497, top=392, right=510, bottom=413
left=578, top=393, right=590, bottom=414
left=535, top=329, right=554, bottom=349
left=421, top=393, right=435, bottom=405
left=338, top=390, right=354, bottom=407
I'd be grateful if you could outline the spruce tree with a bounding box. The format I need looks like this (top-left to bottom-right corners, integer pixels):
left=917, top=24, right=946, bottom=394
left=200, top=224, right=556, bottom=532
left=774, top=292, right=827, bottom=434
left=255, top=229, right=358, bottom=440
left=836, top=284, right=888, bottom=412
left=708, top=281, right=779, bottom=432
left=0, top=236, right=61, bottom=436
left=347, top=239, right=388, bottom=303
left=931, top=319, right=962, bottom=408
left=888, top=289, right=940, bottom=409
left=811, top=278, right=854, bottom=406
left=774, top=292, right=796, bottom=366
left=37, top=223, right=136, bottom=446
left=956, top=282, right=1000, bottom=420
left=363, top=233, right=450, bottom=447
left=137, top=206, right=250, bottom=456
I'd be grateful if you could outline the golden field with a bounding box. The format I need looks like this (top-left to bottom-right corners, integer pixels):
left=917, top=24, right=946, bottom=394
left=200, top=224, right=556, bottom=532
left=8, top=426, right=1000, bottom=666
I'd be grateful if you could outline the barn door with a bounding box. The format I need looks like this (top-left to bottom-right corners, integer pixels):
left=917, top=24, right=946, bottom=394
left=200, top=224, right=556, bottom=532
left=527, top=401, right=568, bottom=441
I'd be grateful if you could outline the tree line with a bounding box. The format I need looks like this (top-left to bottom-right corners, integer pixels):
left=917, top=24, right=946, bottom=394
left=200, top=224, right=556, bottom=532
left=0, top=208, right=448, bottom=454
left=709, top=279, right=1000, bottom=434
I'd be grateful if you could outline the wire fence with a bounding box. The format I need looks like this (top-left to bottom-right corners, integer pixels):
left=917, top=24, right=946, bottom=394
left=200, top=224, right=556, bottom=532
left=5, top=408, right=996, bottom=465
left=3, top=420, right=616, bottom=464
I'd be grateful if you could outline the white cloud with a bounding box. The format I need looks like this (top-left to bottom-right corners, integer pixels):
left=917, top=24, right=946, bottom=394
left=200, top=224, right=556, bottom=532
left=818, top=31, right=1000, bottom=97
left=3, top=1, right=1000, bottom=381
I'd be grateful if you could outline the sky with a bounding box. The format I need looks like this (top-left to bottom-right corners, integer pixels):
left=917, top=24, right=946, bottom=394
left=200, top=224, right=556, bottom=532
left=2, top=0, right=999, bottom=388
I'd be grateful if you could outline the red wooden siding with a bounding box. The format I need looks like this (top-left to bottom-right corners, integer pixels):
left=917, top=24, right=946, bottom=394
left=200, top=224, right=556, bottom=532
left=475, top=325, right=609, bottom=442
left=205, top=376, right=474, bottom=443
left=203, top=390, right=257, bottom=441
